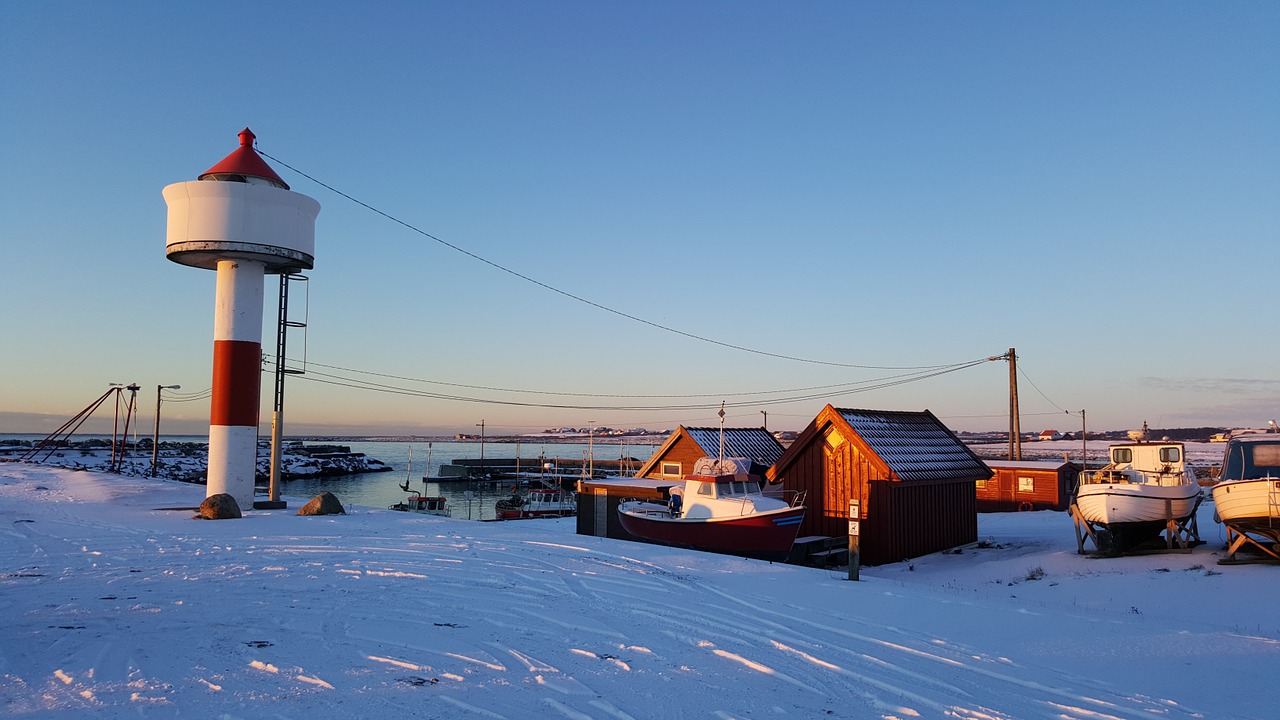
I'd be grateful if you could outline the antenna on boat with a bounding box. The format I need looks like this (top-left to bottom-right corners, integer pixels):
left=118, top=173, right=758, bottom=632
left=718, top=402, right=726, bottom=466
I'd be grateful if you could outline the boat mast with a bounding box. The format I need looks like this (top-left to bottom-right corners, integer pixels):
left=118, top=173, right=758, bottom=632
left=718, top=402, right=726, bottom=466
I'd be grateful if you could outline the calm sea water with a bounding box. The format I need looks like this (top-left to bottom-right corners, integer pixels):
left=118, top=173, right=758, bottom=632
left=2, top=434, right=659, bottom=521
left=284, top=439, right=658, bottom=520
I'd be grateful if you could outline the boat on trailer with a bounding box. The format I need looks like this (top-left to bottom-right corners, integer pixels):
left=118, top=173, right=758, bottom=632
left=617, top=457, right=806, bottom=558
left=1212, top=434, right=1280, bottom=562
left=1072, top=438, right=1202, bottom=553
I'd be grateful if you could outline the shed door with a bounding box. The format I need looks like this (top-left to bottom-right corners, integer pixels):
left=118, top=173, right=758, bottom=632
left=593, top=489, right=608, bottom=537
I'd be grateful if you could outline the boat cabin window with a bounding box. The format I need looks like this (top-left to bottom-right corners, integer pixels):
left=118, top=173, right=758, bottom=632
left=1112, top=448, right=1133, bottom=464
left=1256, top=445, right=1280, bottom=467
left=715, top=480, right=762, bottom=497
left=1159, top=447, right=1181, bottom=463
left=697, top=482, right=714, bottom=496
left=1221, top=442, right=1280, bottom=480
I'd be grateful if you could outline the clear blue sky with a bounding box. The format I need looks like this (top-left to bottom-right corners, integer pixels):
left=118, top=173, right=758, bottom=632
left=2, top=2, right=1276, bottom=437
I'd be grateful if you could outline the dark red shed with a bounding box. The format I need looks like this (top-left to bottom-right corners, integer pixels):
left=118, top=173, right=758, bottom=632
left=768, top=405, right=992, bottom=566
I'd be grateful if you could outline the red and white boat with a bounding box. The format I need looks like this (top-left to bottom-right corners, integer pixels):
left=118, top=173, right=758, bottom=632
left=617, top=457, right=806, bottom=557
left=495, top=487, right=576, bottom=520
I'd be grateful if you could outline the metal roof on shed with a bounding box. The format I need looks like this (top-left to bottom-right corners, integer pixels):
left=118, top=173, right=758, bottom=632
left=834, top=408, right=991, bottom=482
left=683, top=427, right=784, bottom=467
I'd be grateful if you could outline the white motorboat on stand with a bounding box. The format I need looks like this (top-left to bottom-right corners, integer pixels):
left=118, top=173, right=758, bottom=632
left=1071, top=438, right=1203, bottom=554
left=1212, top=434, right=1280, bottom=562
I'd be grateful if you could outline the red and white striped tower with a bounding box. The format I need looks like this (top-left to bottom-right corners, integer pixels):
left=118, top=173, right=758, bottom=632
left=163, top=129, right=320, bottom=509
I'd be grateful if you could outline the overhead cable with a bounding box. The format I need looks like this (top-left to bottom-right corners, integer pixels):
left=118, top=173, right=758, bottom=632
left=257, top=147, right=972, bottom=372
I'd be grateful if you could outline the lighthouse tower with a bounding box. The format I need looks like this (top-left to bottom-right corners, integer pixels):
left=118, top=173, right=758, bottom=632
left=163, top=129, right=320, bottom=509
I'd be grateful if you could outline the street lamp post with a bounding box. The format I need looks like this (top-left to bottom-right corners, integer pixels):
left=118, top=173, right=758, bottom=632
left=152, top=384, right=181, bottom=476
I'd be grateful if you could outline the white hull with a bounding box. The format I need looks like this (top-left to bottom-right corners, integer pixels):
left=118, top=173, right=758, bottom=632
left=1212, top=477, right=1280, bottom=531
left=1075, top=482, right=1201, bottom=526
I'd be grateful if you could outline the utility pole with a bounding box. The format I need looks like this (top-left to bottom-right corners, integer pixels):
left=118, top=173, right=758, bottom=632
left=1007, top=348, right=1021, bottom=461
left=152, top=384, right=181, bottom=476
left=477, top=420, right=485, bottom=476
left=760, top=410, right=768, bottom=432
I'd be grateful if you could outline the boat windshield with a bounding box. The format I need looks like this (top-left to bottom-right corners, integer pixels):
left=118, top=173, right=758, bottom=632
left=715, top=480, right=761, bottom=497
left=1221, top=441, right=1280, bottom=480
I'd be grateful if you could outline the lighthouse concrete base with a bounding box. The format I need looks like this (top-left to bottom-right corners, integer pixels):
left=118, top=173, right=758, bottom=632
left=207, top=425, right=258, bottom=510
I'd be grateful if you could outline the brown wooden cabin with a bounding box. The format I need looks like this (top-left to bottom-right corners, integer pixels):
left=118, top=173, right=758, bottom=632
left=634, top=426, right=784, bottom=481
left=768, top=405, right=992, bottom=566
left=979, top=459, right=1080, bottom=512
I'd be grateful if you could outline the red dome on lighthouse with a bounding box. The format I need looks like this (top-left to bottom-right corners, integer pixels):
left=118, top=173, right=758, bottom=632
left=199, top=128, right=290, bottom=190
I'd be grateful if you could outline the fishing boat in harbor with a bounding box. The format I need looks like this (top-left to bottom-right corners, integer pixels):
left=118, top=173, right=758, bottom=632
left=1071, top=437, right=1202, bottom=553
left=387, top=444, right=451, bottom=516
left=494, top=486, right=576, bottom=520
left=617, top=457, right=806, bottom=558
left=389, top=492, right=451, bottom=516
left=1212, top=434, right=1280, bottom=562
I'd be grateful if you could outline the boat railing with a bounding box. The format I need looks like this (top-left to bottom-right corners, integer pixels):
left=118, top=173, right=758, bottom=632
left=1081, top=468, right=1190, bottom=487
left=619, top=497, right=671, bottom=518
left=762, top=487, right=807, bottom=507
left=785, top=489, right=807, bottom=508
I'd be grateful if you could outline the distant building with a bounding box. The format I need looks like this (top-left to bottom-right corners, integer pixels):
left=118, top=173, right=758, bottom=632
left=979, top=459, right=1080, bottom=512
left=1038, top=430, right=1063, bottom=441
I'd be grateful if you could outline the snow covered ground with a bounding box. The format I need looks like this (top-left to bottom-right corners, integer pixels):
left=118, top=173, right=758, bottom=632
left=2, top=461, right=1276, bottom=718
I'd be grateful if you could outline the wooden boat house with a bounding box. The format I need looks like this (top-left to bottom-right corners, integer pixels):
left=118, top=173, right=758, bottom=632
left=979, top=459, right=1080, bottom=512
left=768, top=406, right=992, bottom=566
left=634, top=426, right=784, bottom=480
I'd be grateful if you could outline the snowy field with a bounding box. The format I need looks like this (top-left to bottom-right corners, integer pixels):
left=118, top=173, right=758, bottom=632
left=2, top=461, right=1277, bottom=719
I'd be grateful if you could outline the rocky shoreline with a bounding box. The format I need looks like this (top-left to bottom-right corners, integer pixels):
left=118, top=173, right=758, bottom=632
left=0, top=439, right=392, bottom=484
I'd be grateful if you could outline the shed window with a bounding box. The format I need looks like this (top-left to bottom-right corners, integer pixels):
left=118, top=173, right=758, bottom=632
left=1017, top=476, right=1035, bottom=493
left=1159, top=447, right=1181, bottom=463
left=975, top=478, right=987, bottom=489
left=660, top=462, right=681, bottom=477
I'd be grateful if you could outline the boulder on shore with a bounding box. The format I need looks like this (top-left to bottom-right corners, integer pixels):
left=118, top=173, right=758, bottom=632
left=297, top=492, right=345, bottom=516
left=196, top=493, right=242, bottom=520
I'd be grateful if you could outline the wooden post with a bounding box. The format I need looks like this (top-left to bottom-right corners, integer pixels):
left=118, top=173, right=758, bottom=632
left=847, top=500, right=861, bottom=581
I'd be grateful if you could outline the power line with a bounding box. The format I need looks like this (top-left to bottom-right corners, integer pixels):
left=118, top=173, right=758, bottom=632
left=292, top=357, right=993, bottom=400
left=266, top=356, right=992, bottom=412
left=257, top=147, right=970, bottom=372
left=1016, top=362, right=1068, bottom=413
